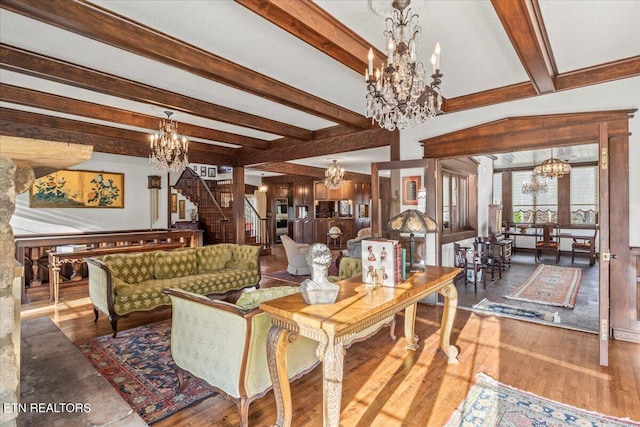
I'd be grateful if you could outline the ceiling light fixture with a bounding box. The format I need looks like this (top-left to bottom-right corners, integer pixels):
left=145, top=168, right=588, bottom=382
left=534, top=148, right=571, bottom=179
left=149, top=111, right=189, bottom=173
left=258, top=174, right=268, bottom=193
left=365, top=0, right=443, bottom=131
left=325, top=159, right=345, bottom=190
left=522, top=173, right=548, bottom=196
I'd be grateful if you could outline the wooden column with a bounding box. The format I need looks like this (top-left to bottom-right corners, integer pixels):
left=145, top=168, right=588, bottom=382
left=233, top=166, right=246, bottom=245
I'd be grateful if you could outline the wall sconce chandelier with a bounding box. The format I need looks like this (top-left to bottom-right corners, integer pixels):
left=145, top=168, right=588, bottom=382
left=534, top=148, right=571, bottom=179
left=325, top=160, right=345, bottom=189
left=365, top=0, right=443, bottom=131
left=149, top=111, right=189, bottom=173
left=521, top=173, right=548, bottom=196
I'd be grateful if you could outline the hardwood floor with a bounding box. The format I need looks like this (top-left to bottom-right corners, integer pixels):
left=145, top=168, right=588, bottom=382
left=20, top=245, right=640, bottom=426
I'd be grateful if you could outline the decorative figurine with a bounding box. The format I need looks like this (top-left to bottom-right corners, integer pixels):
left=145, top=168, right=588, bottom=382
left=299, top=243, right=340, bottom=304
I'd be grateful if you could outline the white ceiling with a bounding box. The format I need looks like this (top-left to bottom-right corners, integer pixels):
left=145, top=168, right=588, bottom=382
left=1, top=0, right=639, bottom=177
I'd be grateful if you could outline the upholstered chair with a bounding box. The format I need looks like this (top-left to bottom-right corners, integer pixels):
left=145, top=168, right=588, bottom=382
left=281, top=235, right=311, bottom=275
left=165, top=287, right=319, bottom=427
left=328, top=257, right=363, bottom=283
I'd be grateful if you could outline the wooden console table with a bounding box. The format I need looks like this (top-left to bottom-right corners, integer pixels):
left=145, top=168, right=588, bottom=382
left=260, top=265, right=460, bottom=427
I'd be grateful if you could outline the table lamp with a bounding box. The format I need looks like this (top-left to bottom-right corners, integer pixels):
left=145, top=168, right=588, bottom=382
left=387, top=209, right=438, bottom=272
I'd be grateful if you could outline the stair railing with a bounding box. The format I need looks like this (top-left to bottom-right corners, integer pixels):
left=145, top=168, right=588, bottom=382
left=245, top=196, right=271, bottom=250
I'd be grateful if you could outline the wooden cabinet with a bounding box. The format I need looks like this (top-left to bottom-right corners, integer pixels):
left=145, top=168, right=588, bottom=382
left=354, top=183, right=371, bottom=204
left=314, top=182, right=328, bottom=200
left=293, top=219, right=314, bottom=244
left=294, top=182, right=313, bottom=205
left=341, top=181, right=355, bottom=200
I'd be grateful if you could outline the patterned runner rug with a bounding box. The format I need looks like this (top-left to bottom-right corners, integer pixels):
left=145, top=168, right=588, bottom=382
left=78, top=320, right=216, bottom=424
left=445, top=373, right=640, bottom=427
left=473, top=298, right=560, bottom=323
left=504, top=264, right=582, bottom=308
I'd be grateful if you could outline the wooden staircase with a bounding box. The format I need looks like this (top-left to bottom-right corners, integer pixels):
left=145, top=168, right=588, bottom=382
left=174, top=169, right=272, bottom=254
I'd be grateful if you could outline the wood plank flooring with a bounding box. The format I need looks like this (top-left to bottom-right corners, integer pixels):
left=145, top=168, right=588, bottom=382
left=20, top=245, right=640, bottom=426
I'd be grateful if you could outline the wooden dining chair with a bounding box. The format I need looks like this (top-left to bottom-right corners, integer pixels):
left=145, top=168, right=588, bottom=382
left=454, top=243, right=487, bottom=292
left=535, top=223, right=561, bottom=263
left=572, top=226, right=598, bottom=266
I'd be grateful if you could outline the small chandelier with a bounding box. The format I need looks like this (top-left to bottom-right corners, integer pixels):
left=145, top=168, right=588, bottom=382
left=258, top=174, right=268, bottom=193
left=149, top=111, right=189, bottom=173
left=522, top=173, right=548, bottom=196
left=534, top=149, right=571, bottom=179
left=325, top=160, right=345, bottom=190
left=365, top=0, right=443, bottom=131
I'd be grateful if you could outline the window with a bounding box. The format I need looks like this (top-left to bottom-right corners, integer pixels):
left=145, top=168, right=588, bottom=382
left=511, top=170, right=557, bottom=223
left=492, top=173, right=502, bottom=205
left=442, top=171, right=468, bottom=232
left=570, top=166, right=598, bottom=224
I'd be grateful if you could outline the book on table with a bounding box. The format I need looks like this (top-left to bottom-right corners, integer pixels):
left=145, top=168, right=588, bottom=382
left=55, top=244, right=88, bottom=253
left=361, top=239, right=403, bottom=287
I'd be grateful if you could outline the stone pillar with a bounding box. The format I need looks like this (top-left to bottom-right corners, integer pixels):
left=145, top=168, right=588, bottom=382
left=0, top=158, right=35, bottom=426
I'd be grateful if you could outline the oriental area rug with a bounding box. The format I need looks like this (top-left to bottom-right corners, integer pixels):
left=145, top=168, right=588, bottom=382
left=473, top=298, right=561, bottom=324
left=504, top=264, right=582, bottom=308
left=445, top=373, right=640, bottom=427
left=78, top=320, right=216, bottom=424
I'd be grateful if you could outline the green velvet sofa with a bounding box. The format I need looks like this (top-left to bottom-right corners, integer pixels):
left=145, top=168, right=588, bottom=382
left=87, top=244, right=261, bottom=337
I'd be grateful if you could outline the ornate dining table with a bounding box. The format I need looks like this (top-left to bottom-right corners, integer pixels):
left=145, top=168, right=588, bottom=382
left=259, top=265, right=460, bottom=427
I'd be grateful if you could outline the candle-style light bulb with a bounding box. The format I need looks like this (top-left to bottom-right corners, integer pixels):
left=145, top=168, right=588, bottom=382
left=430, top=53, right=436, bottom=75
left=368, top=48, right=374, bottom=76
left=434, top=42, right=441, bottom=70
left=387, top=37, right=395, bottom=64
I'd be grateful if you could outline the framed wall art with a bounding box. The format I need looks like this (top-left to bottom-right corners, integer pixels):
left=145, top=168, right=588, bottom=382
left=200, top=166, right=207, bottom=177
left=178, top=200, right=186, bottom=219
left=402, top=176, right=420, bottom=206
left=171, top=193, right=178, bottom=213
left=208, top=167, right=217, bottom=178
left=30, top=169, right=124, bottom=208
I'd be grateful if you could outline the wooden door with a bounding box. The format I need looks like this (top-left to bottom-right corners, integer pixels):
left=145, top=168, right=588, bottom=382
left=598, top=123, right=610, bottom=366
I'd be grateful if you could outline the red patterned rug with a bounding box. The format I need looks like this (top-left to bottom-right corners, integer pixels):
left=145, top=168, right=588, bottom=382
left=78, top=320, right=216, bottom=424
left=505, top=264, right=582, bottom=308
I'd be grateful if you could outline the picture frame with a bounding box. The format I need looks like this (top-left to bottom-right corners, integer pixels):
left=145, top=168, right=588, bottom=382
left=171, top=193, right=178, bottom=213
left=30, top=169, right=124, bottom=208
left=192, top=165, right=198, bottom=172
left=178, top=200, right=186, bottom=219
left=200, top=166, right=207, bottom=177
left=402, top=176, right=420, bottom=205
left=208, top=167, right=217, bottom=178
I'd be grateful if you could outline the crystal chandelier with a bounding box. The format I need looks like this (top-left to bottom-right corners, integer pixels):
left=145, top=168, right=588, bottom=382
left=522, top=173, right=548, bottom=196
left=325, top=160, right=345, bottom=190
left=258, top=174, right=268, bottom=193
left=365, top=0, right=443, bottom=131
left=534, top=149, right=571, bottom=179
left=149, top=111, right=189, bottom=173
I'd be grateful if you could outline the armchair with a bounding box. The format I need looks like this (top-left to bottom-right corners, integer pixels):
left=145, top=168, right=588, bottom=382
left=572, top=226, right=598, bottom=266
left=281, top=235, right=310, bottom=275
left=165, top=287, right=320, bottom=427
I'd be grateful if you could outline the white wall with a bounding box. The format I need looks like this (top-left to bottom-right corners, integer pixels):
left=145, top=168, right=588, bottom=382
left=11, top=152, right=169, bottom=234
left=476, top=156, right=494, bottom=237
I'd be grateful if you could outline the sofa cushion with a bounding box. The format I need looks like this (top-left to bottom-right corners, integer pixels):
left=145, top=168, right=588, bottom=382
left=101, top=252, right=155, bottom=284
left=154, top=249, right=197, bottom=279
left=235, top=286, right=300, bottom=310
left=225, top=259, right=257, bottom=270
left=196, top=245, right=232, bottom=273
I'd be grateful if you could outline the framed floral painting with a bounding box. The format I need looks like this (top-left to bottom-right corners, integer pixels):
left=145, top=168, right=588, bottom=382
left=30, top=170, right=124, bottom=208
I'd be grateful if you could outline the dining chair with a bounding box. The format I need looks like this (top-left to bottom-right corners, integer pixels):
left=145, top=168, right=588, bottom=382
left=454, top=243, right=487, bottom=292
left=535, top=223, right=561, bottom=263
left=572, top=226, right=598, bottom=266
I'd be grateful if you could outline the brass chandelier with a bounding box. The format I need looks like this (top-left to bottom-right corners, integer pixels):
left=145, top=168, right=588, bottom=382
left=149, top=111, right=189, bottom=173
left=325, top=160, right=345, bottom=190
left=534, top=149, right=571, bottom=179
left=365, top=0, right=443, bottom=131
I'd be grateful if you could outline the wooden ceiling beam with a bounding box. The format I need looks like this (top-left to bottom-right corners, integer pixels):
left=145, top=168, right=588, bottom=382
left=239, top=128, right=393, bottom=165
left=422, top=118, right=629, bottom=159
left=235, top=0, right=385, bottom=75
left=421, top=110, right=634, bottom=146
left=0, top=108, right=238, bottom=165
left=0, top=83, right=271, bottom=150
left=0, top=0, right=369, bottom=129
left=0, top=44, right=312, bottom=140
left=250, top=162, right=370, bottom=182
left=491, top=0, right=556, bottom=94
left=555, top=56, right=640, bottom=90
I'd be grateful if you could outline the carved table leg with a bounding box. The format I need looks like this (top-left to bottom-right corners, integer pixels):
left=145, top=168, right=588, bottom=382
left=50, top=261, right=61, bottom=304
left=438, top=283, right=460, bottom=364
left=320, top=339, right=345, bottom=427
left=404, top=303, right=419, bottom=351
left=267, top=324, right=297, bottom=427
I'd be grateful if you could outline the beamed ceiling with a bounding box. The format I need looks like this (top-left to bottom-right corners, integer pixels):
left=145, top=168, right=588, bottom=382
left=1, top=0, right=639, bottom=180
